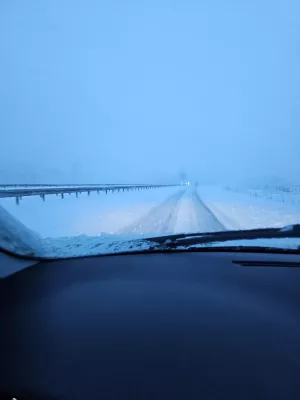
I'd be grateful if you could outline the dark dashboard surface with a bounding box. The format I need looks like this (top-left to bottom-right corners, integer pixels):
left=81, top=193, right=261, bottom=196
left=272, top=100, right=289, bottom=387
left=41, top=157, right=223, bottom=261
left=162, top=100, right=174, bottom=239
left=1, top=250, right=300, bottom=399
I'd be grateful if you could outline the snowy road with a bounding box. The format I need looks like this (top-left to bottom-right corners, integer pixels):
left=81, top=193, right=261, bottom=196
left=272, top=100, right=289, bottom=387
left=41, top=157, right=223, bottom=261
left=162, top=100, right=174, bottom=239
left=2, top=181, right=299, bottom=247
left=119, top=187, right=225, bottom=236
left=0, top=185, right=226, bottom=241
left=2, top=183, right=300, bottom=259
left=119, top=189, right=186, bottom=235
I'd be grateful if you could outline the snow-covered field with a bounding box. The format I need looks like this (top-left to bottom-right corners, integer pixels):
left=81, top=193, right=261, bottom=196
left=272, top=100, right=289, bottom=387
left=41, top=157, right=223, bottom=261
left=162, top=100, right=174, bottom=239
left=199, top=185, right=300, bottom=230
left=1, top=183, right=300, bottom=259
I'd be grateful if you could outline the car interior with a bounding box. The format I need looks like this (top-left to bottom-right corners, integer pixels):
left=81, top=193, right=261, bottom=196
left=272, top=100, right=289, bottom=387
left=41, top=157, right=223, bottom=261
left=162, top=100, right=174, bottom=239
left=1, top=248, right=300, bottom=399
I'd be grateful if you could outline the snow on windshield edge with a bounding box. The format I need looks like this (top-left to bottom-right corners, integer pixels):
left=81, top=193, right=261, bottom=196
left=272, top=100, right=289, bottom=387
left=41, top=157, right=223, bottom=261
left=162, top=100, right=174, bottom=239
left=0, top=204, right=156, bottom=258
left=1, top=203, right=300, bottom=259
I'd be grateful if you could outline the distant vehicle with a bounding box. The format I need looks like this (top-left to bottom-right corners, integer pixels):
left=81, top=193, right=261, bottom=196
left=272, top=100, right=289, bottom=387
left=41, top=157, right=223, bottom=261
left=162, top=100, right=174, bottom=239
left=181, top=180, right=190, bottom=186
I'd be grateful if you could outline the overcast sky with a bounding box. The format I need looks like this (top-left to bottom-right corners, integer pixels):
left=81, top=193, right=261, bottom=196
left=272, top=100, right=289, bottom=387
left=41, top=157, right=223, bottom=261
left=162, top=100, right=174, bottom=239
left=0, top=0, right=299, bottom=183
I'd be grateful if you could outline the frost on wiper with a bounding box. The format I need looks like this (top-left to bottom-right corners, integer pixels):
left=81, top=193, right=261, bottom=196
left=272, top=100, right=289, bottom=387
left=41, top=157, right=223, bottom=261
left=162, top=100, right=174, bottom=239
left=144, top=224, right=300, bottom=250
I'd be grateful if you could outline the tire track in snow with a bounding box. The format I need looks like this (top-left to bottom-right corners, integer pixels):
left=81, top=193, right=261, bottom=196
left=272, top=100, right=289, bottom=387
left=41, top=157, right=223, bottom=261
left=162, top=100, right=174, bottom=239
left=193, top=189, right=226, bottom=231
left=173, top=188, right=226, bottom=233
left=118, top=189, right=186, bottom=236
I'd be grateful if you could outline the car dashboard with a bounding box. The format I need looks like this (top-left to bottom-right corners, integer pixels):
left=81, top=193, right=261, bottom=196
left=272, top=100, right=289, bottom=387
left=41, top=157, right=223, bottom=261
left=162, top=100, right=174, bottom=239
left=1, top=249, right=300, bottom=399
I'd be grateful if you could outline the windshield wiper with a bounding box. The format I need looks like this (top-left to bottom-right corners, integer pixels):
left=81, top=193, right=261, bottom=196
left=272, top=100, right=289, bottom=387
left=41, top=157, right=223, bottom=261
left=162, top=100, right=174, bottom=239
left=144, top=224, right=300, bottom=249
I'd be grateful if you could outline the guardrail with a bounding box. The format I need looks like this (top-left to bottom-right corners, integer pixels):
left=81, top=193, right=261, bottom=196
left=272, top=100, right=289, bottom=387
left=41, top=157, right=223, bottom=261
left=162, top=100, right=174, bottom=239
left=0, top=184, right=181, bottom=205
left=0, top=183, right=157, bottom=188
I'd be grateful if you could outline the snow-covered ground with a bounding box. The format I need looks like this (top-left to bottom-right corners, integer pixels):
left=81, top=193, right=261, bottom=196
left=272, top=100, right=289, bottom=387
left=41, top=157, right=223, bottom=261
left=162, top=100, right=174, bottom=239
left=0, top=186, right=180, bottom=238
left=1, top=183, right=300, bottom=259
left=198, top=185, right=300, bottom=230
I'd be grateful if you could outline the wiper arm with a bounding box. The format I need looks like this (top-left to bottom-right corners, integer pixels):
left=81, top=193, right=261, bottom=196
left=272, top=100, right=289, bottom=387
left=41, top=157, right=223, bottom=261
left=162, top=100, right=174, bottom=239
left=144, top=224, right=300, bottom=249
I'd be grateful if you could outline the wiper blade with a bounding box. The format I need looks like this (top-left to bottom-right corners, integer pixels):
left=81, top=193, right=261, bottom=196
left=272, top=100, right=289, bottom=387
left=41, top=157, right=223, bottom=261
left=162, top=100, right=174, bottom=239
left=144, top=224, right=300, bottom=249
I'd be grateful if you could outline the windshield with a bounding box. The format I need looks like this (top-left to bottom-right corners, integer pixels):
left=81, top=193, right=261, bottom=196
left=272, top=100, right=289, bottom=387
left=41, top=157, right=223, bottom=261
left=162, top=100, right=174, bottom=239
left=1, top=1, right=300, bottom=258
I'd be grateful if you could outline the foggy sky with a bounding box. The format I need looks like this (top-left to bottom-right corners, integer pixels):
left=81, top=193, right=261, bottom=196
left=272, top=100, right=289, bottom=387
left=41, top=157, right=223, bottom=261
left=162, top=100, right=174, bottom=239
left=1, top=0, right=299, bottom=183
